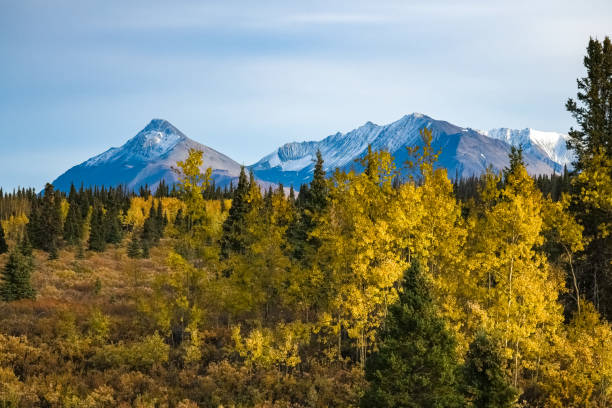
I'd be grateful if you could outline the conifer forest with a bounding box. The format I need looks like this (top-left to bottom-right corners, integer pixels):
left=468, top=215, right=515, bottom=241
left=0, top=37, right=611, bottom=407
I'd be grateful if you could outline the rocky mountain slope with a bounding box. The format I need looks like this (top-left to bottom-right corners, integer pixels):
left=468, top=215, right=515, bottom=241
left=52, top=119, right=243, bottom=191
left=250, top=113, right=572, bottom=187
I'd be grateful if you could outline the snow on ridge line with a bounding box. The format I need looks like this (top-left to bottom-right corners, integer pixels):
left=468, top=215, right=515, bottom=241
left=482, top=127, right=573, bottom=167
left=254, top=113, right=573, bottom=175
left=253, top=113, right=434, bottom=173
left=83, top=147, right=120, bottom=167
left=83, top=125, right=185, bottom=167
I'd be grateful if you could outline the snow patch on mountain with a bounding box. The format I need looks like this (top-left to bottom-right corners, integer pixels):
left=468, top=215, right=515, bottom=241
left=251, top=113, right=571, bottom=188
left=482, top=128, right=574, bottom=168
left=251, top=113, right=433, bottom=174
left=84, top=119, right=186, bottom=166
left=52, top=119, right=249, bottom=192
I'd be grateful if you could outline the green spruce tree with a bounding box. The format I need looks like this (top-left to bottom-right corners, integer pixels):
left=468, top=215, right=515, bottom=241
left=28, top=183, right=63, bottom=253
left=44, top=183, right=63, bottom=253
left=288, top=150, right=328, bottom=260
left=0, top=223, right=8, bottom=254
left=104, top=206, right=122, bottom=244
left=88, top=204, right=106, bottom=252
left=503, top=146, right=524, bottom=182
left=306, top=150, right=328, bottom=218
left=142, top=203, right=158, bottom=245
left=220, top=166, right=250, bottom=258
left=566, top=36, right=612, bottom=169
left=288, top=185, right=296, bottom=204
left=63, top=201, right=83, bottom=246
left=19, top=233, right=32, bottom=258
left=461, top=331, right=517, bottom=408
left=155, top=201, right=164, bottom=239
left=26, top=199, right=42, bottom=249
left=566, top=36, right=612, bottom=319
left=174, top=208, right=184, bottom=231
left=155, top=179, right=169, bottom=198
left=0, top=248, right=35, bottom=301
left=361, top=260, right=463, bottom=408
left=127, top=234, right=141, bottom=259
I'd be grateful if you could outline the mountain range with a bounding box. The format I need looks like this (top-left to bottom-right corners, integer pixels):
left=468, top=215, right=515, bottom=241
left=52, top=119, right=244, bottom=192
left=52, top=114, right=573, bottom=192
left=252, top=113, right=572, bottom=187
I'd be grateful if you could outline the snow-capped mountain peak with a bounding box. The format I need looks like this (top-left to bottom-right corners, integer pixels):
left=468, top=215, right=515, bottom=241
left=251, top=112, right=444, bottom=177
left=53, top=119, right=253, bottom=192
left=482, top=127, right=573, bottom=168
left=250, top=113, right=573, bottom=187
left=84, top=119, right=186, bottom=166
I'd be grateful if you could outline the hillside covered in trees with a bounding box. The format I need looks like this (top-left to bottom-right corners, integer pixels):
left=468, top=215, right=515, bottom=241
left=0, top=36, right=611, bottom=407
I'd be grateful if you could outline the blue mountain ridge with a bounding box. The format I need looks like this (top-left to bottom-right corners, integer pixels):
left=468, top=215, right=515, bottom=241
left=249, top=113, right=569, bottom=187
left=52, top=114, right=570, bottom=192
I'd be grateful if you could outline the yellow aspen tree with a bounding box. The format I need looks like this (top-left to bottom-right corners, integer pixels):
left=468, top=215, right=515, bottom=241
left=123, top=196, right=154, bottom=228
left=125, top=196, right=185, bottom=228
left=176, top=149, right=211, bottom=225
left=140, top=149, right=218, bottom=361
left=469, top=163, right=564, bottom=388
left=311, top=147, right=406, bottom=365
left=540, top=302, right=612, bottom=407
left=142, top=251, right=208, bottom=348
left=397, top=128, right=472, bottom=351
left=221, top=179, right=298, bottom=326
left=175, top=149, right=222, bottom=267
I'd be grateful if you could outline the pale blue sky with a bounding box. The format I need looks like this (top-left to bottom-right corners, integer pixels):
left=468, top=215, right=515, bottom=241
left=0, top=0, right=610, bottom=190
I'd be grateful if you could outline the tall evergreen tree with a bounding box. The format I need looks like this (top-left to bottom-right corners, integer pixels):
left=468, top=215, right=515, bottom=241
left=28, top=183, right=63, bottom=253
left=288, top=185, right=296, bottom=204
left=142, top=203, right=159, bottom=245
left=566, top=36, right=612, bottom=319
left=155, top=201, right=164, bottom=237
left=461, top=332, right=517, bottom=408
left=50, top=186, right=63, bottom=255
left=19, top=232, right=32, bottom=258
left=295, top=184, right=309, bottom=208
left=127, top=234, right=141, bottom=259
left=0, top=248, right=35, bottom=301
left=174, top=208, right=184, bottom=230
left=79, top=184, right=91, bottom=220
left=155, top=179, right=169, bottom=198
left=63, top=201, right=83, bottom=246
left=503, top=146, right=524, bottom=182
left=288, top=150, right=328, bottom=260
left=0, top=223, right=8, bottom=254
left=566, top=36, right=612, bottom=170
left=139, top=184, right=151, bottom=199
left=26, top=198, right=42, bottom=249
left=361, top=260, right=463, bottom=408
left=88, top=203, right=106, bottom=252
left=307, top=150, right=328, bottom=215
left=104, top=205, right=122, bottom=244
left=220, top=166, right=250, bottom=258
